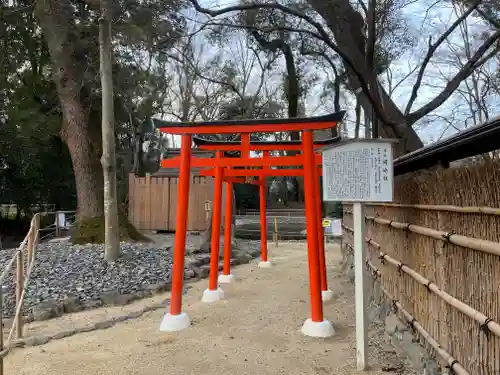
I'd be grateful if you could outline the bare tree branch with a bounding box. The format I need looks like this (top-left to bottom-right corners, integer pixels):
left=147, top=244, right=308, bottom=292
left=476, top=8, right=500, bottom=29
left=404, top=0, right=482, bottom=115
left=187, top=0, right=396, bottom=128
left=407, top=26, right=500, bottom=122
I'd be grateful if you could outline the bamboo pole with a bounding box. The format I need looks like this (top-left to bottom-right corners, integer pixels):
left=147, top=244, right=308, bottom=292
left=274, top=217, right=278, bottom=247
left=15, top=249, right=24, bottom=339
left=365, top=202, right=500, bottom=216
left=55, top=211, right=60, bottom=238
left=33, top=213, right=40, bottom=246
left=27, top=217, right=36, bottom=267
left=344, top=238, right=500, bottom=338
left=343, top=210, right=500, bottom=257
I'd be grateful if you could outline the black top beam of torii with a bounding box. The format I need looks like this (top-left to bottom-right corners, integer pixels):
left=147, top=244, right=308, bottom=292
left=192, top=136, right=341, bottom=147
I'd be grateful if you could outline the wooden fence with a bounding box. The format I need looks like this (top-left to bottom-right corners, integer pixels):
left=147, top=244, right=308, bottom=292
left=342, top=160, right=500, bottom=375
left=128, top=174, right=212, bottom=232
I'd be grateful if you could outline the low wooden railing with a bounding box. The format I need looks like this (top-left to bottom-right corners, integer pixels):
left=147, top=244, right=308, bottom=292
left=0, top=213, right=40, bottom=374
left=0, top=210, right=75, bottom=374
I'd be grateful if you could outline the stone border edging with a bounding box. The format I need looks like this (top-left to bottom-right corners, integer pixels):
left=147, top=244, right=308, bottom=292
left=12, top=298, right=170, bottom=349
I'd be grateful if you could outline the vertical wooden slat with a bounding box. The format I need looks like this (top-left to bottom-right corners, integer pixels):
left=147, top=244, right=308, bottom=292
left=145, top=173, right=152, bottom=230
left=128, top=173, right=135, bottom=226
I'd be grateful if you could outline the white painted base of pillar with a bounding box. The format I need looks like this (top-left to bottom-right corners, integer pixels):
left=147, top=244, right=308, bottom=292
left=159, top=312, right=191, bottom=332
left=218, top=273, right=236, bottom=284
left=258, top=260, right=272, bottom=268
left=322, top=289, right=335, bottom=302
left=201, top=288, right=225, bottom=303
left=301, top=318, right=335, bottom=338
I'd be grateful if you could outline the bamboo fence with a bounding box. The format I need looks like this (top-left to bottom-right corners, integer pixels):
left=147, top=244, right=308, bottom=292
left=342, top=159, right=500, bottom=375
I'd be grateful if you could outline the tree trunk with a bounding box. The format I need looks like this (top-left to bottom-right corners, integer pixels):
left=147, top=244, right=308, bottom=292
left=61, top=107, right=104, bottom=219
left=99, top=0, right=120, bottom=261
left=34, top=0, right=105, bottom=220
left=354, top=100, right=361, bottom=138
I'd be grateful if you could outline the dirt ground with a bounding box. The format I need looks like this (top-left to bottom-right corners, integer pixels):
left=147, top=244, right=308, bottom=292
left=5, top=243, right=414, bottom=375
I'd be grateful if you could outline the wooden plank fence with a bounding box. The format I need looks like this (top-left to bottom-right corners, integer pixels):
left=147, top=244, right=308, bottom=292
left=128, top=174, right=211, bottom=232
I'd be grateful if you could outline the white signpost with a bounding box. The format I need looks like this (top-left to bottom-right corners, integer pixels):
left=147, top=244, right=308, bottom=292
left=321, top=139, right=394, bottom=371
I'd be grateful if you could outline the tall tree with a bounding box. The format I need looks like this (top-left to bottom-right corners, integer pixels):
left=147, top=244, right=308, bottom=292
left=34, top=0, right=104, bottom=221
left=32, top=0, right=185, bottom=242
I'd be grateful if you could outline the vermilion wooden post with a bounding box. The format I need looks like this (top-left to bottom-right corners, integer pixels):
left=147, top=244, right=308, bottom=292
left=315, top=166, right=328, bottom=293
left=160, top=134, right=192, bottom=331
left=302, top=130, right=323, bottom=322
left=219, top=180, right=235, bottom=283
left=170, top=135, right=192, bottom=315
left=301, top=130, right=334, bottom=337
left=259, top=177, right=268, bottom=261
left=203, top=151, right=225, bottom=302
left=258, top=151, right=271, bottom=268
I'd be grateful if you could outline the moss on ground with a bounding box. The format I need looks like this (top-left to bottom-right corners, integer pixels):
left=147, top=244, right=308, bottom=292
left=70, top=215, right=151, bottom=245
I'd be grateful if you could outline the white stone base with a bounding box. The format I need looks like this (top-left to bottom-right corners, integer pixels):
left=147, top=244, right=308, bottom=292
left=159, top=312, right=191, bottom=332
left=218, top=273, right=236, bottom=284
left=322, top=289, right=335, bottom=302
left=258, top=260, right=272, bottom=268
left=301, top=318, right=335, bottom=338
left=201, top=288, right=225, bottom=303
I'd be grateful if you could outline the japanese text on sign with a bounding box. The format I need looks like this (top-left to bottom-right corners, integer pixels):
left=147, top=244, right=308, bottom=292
left=322, top=141, right=393, bottom=202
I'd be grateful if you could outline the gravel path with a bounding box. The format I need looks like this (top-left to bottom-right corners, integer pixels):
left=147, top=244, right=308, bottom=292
left=5, top=243, right=415, bottom=375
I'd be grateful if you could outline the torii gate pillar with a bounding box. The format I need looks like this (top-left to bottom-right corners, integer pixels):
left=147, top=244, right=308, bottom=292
left=160, top=134, right=192, bottom=332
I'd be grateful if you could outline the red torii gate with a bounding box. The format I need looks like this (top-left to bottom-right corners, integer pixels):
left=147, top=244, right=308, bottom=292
left=156, top=111, right=345, bottom=338
left=191, top=136, right=336, bottom=300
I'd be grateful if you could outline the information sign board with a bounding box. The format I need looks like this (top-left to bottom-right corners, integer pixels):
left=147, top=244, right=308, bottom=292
left=322, top=140, right=394, bottom=202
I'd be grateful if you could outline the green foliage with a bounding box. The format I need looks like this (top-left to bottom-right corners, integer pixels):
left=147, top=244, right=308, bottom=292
left=234, top=183, right=260, bottom=210
left=0, top=0, right=187, bottom=217
left=0, top=2, right=75, bottom=212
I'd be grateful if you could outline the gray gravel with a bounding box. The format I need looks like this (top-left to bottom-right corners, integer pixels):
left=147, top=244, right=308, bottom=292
left=0, top=234, right=261, bottom=322
left=0, top=240, right=174, bottom=319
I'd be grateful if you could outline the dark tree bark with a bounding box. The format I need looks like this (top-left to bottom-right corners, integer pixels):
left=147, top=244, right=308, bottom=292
left=35, top=0, right=105, bottom=220
left=250, top=31, right=302, bottom=202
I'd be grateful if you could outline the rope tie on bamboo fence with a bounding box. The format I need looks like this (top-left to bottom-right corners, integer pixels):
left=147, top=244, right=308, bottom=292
left=391, top=299, right=398, bottom=313
left=396, top=262, right=404, bottom=275
left=378, top=252, right=386, bottom=265
left=367, top=238, right=381, bottom=249
left=364, top=259, right=371, bottom=272
left=407, top=317, right=416, bottom=330
left=424, top=280, right=432, bottom=293
left=445, top=359, right=459, bottom=374
left=442, top=230, right=455, bottom=247
left=479, top=318, right=494, bottom=339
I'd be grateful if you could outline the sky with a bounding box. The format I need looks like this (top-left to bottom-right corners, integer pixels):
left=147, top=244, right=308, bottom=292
left=165, top=0, right=500, bottom=147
